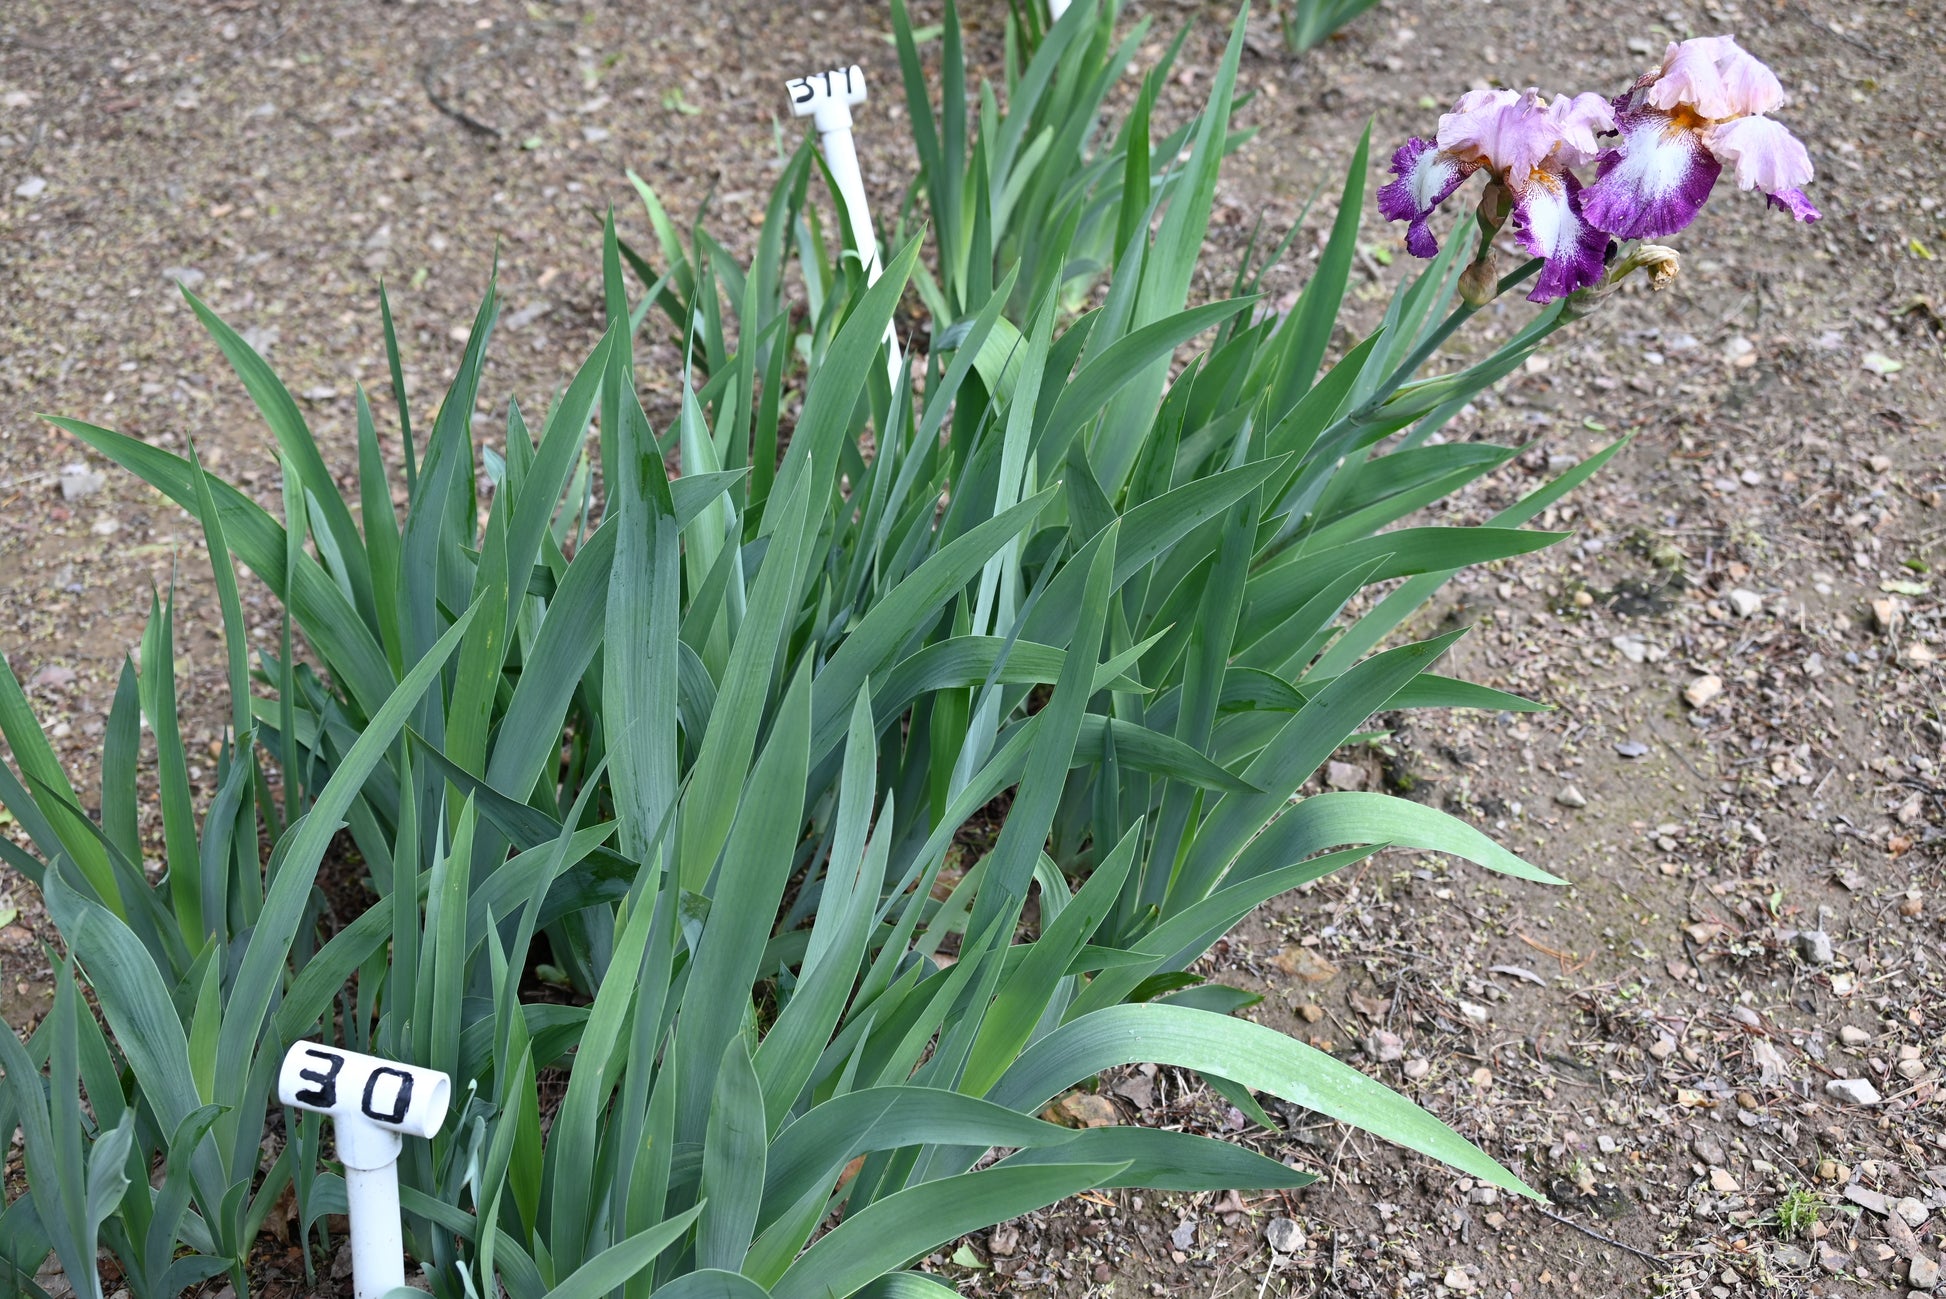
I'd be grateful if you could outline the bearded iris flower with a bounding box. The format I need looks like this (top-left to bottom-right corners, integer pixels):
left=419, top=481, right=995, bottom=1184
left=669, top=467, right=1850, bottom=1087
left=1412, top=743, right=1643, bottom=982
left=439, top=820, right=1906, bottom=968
left=1377, top=88, right=1617, bottom=302
left=1379, top=38, right=1818, bottom=308
left=1581, top=35, right=1820, bottom=237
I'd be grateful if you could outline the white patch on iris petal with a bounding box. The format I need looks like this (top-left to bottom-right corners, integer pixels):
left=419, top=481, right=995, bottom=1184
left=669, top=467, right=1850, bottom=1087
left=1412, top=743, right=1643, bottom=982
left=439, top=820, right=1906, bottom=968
left=1706, top=115, right=1812, bottom=193
left=1408, top=149, right=1464, bottom=209
left=1609, top=116, right=1705, bottom=203
left=1519, top=172, right=1577, bottom=256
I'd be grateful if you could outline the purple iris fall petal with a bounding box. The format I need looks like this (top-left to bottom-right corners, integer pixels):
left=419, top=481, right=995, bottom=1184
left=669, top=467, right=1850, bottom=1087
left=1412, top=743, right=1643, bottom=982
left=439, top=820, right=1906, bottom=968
left=1510, top=170, right=1610, bottom=303
left=1377, top=136, right=1477, bottom=257
left=1581, top=110, right=1722, bottom=239
left=1765, top=187, right=1822, bottom=222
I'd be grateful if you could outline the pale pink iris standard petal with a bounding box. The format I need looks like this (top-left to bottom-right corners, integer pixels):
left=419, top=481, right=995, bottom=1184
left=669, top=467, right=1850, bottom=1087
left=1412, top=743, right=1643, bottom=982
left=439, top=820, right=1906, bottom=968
left=1581, top=110, right=1721, bottom=239
left=1716, top=42, right=1786, bottom=116
left=1436, top=88, right=1557, bottom=186
left=1648, top=36, right=1740, bottom=118
left=1376, top=137, right=1479, bottom=257
left=1435, top=87, right=1525, bottom=156
left=1509, top=169, right=1610, bottom=302
left=1544, top=92, right=1618, bottom=169
left=1704, top=114, right=1814, bottom=197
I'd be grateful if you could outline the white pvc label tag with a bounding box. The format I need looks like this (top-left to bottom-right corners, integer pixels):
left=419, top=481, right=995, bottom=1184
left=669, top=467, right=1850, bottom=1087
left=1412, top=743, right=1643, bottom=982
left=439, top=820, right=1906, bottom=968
left=277, top=1042, right=450, bottom=1141
left=787, top=65, right=867, bottom=123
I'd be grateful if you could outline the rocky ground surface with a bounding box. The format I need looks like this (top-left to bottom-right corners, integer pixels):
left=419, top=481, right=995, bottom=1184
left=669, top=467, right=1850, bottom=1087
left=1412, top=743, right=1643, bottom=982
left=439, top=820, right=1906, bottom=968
left=2, top=0, right=1942, bottom=1296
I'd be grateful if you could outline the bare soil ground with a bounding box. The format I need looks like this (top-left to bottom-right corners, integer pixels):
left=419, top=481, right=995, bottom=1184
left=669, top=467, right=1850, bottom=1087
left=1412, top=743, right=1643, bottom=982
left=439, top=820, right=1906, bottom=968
left=2, top=1, right=1942, bottom=1297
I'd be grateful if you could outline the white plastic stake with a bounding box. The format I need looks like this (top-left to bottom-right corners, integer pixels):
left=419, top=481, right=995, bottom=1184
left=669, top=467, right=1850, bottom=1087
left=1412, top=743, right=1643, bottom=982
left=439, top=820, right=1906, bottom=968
left=787, top=65, right=903, bottom=388
left=278, top=1042, right=451, bottom=1299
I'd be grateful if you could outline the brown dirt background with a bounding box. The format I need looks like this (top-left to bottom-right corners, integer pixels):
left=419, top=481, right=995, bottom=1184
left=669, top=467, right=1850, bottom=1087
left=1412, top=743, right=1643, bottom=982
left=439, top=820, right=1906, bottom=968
left=2, top=0, right=1943, bottom=1296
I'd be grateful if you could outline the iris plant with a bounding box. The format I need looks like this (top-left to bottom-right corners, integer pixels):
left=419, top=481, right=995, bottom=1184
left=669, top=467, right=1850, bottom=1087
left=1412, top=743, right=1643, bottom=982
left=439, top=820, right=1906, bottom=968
left=1380, top=36, right=1819, bottom=303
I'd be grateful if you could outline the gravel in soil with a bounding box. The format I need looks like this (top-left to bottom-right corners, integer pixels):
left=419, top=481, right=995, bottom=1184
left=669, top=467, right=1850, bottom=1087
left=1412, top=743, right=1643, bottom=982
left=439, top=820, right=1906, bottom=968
left=3, top=0, right=1942, bottom=1296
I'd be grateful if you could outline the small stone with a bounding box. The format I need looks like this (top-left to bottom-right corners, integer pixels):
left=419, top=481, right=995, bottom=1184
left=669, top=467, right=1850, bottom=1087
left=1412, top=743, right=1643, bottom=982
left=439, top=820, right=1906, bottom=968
left=1650, top=1034, right=1679, bottom=1059
left=1899, top=1059, right=1927, bottom=1080
left=13, top=175, right=47, bottom=200
left=505, top=299, right=553, bottom=330
left=1910, top=1255, right=1941, bottom=1290
left=1611, top=635, right=1648, bottom=663
left=1113, top=1074, right=1155, bottom=1110
left=1369, top=1030, right=1405, bottom=1063
left=1728, top=588, right=1763, bottom=617
left=1846, top=1185, right=1891, bottom=1214
left=1873, top=598, right=1904, bottom=633
left=1794, top=930, right=1836, bottom=966
left=1555, top=784, right=1588, bottom=808
left=1054, top=1092, right=1119, bottom=1128
left=1403, top=1058, right=1430, bottom=1080
left=1771, top=1244, right=1810, bottom=1270
left=1692, top=1136, right=1727, bottom=1166
left=1840, top=1026, right=1872, bottom=1047
left=59, top=465, right=104, bottom=501
left=1709, top=1168, right=1741, bottom=1193
left=1296, top=1002, right=1325, bottom=1023
left=1684, top=673, right=1724, bottom=708
left=987, top=1225, right=1019, bottom=1258
left=1484, top=1211, right=1506, bottom=1229
left=1170, top=1220, right=1197, bottom=1251
left=1264, top=1217, right=1305, bottom=1253
left=1465, top=1186, right=1499, bottom=1206
left=1443, top=1265, right=1476, bottom=1291
left=1457, top=1000, right=1490, bottom=1024
left=1826, top=1078, right=1882, bottom=1106
left=1614, top=739, right=1650, bottom=758
left=28, top=665, right=73, bottom=692
left=162, top=266, right=206, bottom=289
left=1817, top=1243, right=1849, bottom=1274
left=1272, top=947, right=1338, bottom=982
left=1324, top=760, right=1366, bottom=790
left=581, top=125, right=611, bottom=143
left=1897, top=1198, right=1930, bottom=1228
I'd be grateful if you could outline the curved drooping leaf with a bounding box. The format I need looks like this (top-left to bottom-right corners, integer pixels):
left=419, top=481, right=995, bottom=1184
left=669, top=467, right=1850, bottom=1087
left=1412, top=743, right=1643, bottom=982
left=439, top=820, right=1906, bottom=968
left=759, top=1087, right=1081, bottom=1231
left=769, top=1162, right=1128, bottom=1299
left=989, top=1005, right=1537, bottom=1199
left=994, top=1124, right=1314, bottom=1191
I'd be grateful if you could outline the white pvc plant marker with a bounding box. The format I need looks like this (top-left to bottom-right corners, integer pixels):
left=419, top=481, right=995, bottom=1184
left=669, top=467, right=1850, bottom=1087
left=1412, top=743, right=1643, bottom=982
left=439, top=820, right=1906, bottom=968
left=787, top=64, right=903, bottom=388
left=278, top=1042, right=451, bottom=1299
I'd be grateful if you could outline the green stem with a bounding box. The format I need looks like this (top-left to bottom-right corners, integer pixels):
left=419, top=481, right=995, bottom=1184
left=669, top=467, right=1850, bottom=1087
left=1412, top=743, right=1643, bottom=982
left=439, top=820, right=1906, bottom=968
left=1253, top=256, right=1548, bottom=566
left=1349, top=256, right=1544, bottom=425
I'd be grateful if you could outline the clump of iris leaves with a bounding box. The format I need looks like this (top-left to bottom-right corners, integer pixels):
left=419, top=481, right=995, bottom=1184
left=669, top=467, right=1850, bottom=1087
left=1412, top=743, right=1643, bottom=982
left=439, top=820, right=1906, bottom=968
left=0, top=4, right=1615, bottom=1298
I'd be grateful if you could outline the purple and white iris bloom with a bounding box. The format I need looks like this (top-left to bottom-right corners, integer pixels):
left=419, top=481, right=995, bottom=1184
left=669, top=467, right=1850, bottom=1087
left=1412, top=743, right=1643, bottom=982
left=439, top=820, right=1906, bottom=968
left=1378, top=88, right=1617, bottom=302
left=1581, top=35, right=1820, bottom=238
